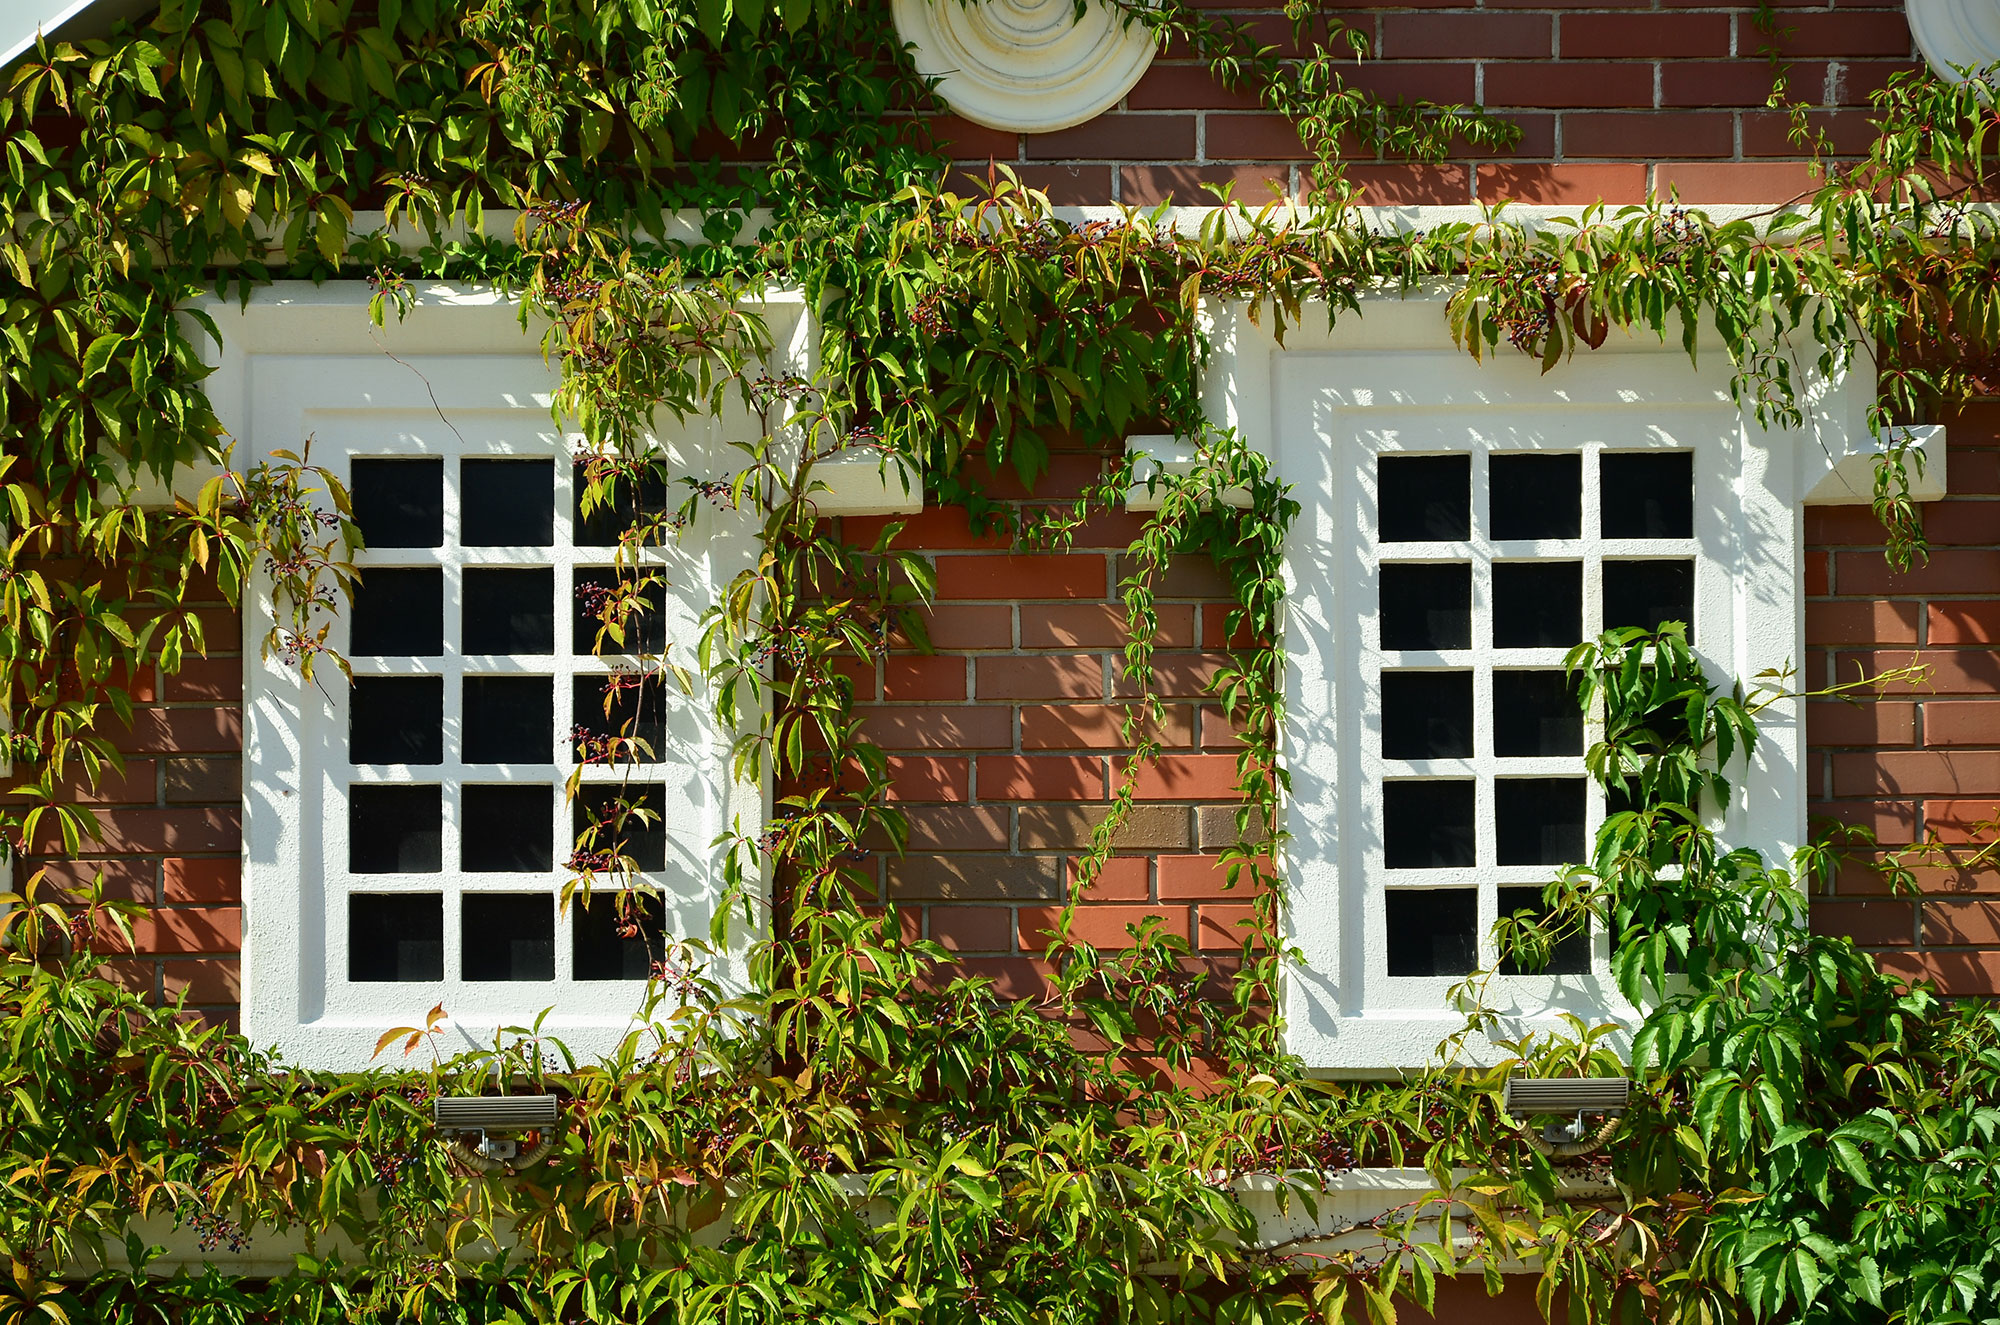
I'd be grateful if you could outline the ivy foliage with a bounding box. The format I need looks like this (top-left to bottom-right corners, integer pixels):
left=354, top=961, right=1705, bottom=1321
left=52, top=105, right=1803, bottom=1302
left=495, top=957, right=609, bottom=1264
left=4, top=2, right=2000, bottom=1324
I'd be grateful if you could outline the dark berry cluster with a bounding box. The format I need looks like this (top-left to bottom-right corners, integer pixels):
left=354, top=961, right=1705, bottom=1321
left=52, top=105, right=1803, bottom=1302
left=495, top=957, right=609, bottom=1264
left=183, top=1206, right=250, bottom=1255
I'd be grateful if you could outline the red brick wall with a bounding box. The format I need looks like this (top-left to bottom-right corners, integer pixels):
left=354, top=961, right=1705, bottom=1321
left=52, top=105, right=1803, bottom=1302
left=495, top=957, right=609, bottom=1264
left=1808, top=403, right=2000, bottom=998
left=933, top=1, right=1919, bottom=206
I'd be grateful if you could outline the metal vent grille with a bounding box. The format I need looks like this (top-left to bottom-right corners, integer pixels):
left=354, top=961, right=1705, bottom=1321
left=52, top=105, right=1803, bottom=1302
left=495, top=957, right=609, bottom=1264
left=1503, top=1077, right=1630, bottom=1115
left=433, top=1095, right=560, bottom=1131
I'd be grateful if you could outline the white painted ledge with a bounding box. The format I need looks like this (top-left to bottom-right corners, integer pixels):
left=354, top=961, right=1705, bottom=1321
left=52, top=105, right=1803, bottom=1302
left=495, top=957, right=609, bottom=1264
left=1802, top=422, right=1947, bottom=506
left=1123, top=433, right=1252, bottom=510
left=811, top=447, right=922, bottom=515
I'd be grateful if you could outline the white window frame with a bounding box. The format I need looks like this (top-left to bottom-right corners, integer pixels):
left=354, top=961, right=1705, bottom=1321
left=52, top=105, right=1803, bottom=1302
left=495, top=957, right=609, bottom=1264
left=201, top=283, right=911, bottom=1069
left=1179, top=290, right=1940, bottom=1071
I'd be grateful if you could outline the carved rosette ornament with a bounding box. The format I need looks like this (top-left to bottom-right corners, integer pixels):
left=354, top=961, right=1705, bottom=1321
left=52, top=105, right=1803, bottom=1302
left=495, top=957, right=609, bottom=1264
left=1907, top=0, right=2000, bottom=81
left=891, top=0, right=1159, bottom=134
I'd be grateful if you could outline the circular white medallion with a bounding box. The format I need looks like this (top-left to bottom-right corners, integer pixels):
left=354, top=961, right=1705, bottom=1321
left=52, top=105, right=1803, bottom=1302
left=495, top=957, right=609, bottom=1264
left=892, top=0, right=1160, bottom=134
left=1908, top=0, right=2000, bottom=81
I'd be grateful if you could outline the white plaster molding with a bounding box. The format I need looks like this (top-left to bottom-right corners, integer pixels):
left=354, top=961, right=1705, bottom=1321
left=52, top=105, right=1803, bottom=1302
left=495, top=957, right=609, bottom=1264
left=1908, top=0, right=2000, bottom=81
left=811, top=447, right=923, bottom=514
left=890, top=0, right=1158, bottom=133
left=1802, top=422, right=1947, bottom=506
left=1122, top=433, right=1252, bottom=510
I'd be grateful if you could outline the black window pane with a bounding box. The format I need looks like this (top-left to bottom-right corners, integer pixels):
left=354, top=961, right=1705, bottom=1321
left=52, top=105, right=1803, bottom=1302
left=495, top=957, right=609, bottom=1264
left=348, top=785, right=442, bottom=873
left=1380, top=563, right=1471, bottom=650
left=1489, top=453, right=1581, bottom=540
left=574, top=569, right=669, bottom=655
left=573, top=783, right=667, bottom=872
left=573, top=891, right=666, bottom=981
left=352, top=569, right=443, bottom=657
left=1497, top=886, right=1591, bottom=975
left=350, top=677, right=443, bottom=765
left=463, top=676, right=554, bottom=764
left=464, top=569, right=555, bottom=655
left=1495, top=777, right=1587, bottom=866
left=1492, top=671, right=1583, bottom=757
left=1603, top=560, right=1695, bottom=641
left=462, top=459, right=555, bottom=547
left=1381, top=672, right=1473, bottom=760
left=574, top=460, right=670, bottom=547
left=462, top=894, right=555, bottom=981
left=1386, top=888, right=1477, bottom=976
left=1384, top=780, right=1475, bottom=868
left=1378, top=454, right=1470, bottom=543
left=574, top=676, right=667, bottom=763
left=349, top=894, right=443, bottom=981
left=1492, top=561, right=1581, bottom=648
left=462, top=784, right=552, bottom=872
left=352, top=458, right=442, bottom=549
left=1601, top=452, right=1694, bottom=539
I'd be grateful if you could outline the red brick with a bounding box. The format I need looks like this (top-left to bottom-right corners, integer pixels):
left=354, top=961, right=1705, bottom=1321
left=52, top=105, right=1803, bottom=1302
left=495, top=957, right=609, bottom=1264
left=1834, top=650, right=1997, bottom=695
left=1914, top=501, right=2000, bottom=546
left=1930, top=603, right=2000, bottom=645
left=1381, top=12, right=1550, bottom=58
left=1123, top=64, right=1264, bottom=112
left=884, top=656, right=967, bottom=700
left=1202, top=114, right=1308, bottom=161
left=832, top=657, right=877, bottom=701
left=1925, top=899, right=2000, bottom=946
left=162, top=857, right=240, bottom=903
left=859, top=706, right=1014, bottom=750
left=1922, top=701, right=2000, bottom=747
left=98, top=958, right=156, bottom=998
left=1805, top=700, right=1916, bottom=747
left=1660, top=60, right=1800, bottom=108
left=1561, top=13, right=1730, bottom=58
left=112, top=708, right=242, bottom=755
left=886, top=756, right=970, bottom=802
left=1806, top=504, right=1897, bottom=544
left=1478, top=163, right=1648, bottom=205
left=1026, top=114, right=1197, bottom=161
left=1020, top=703, right=1194, bottom=749
left=1011, top=164, right=1116, bottom=205
left=1804, top=600, right=1918, bottom=646
left=130, top=907, right=241, bottom=955
left=1481, top=64, right=1654, bottom=109
left=1121, top=163, right=1292, bottom=206
left=1021, top=602, right=1193, bottom=649
left=39, top=807, right=239, bottom=856
left=934, top=554, right=1106, bottom=600
left=34, top=858, right=154, bottom=903
left=160, top=657, right=242, bottom=703
left=1655, top=162, right=1823, bottom=204
left=1811, top=798, right=1921, bottom=845
left=1563, top=114, right=1733, bottom=161
left=976, top=654, right=1104, bottom=700
left=846, top=507, right=1012, bottom=552
left=1199, top=705, right=1248, bottom=750
left=976, top=755, right=1107, bottom=801
left=1806, top=552, right=1830, bottom=596
left=1742, top=111, right=1881, bottom=158
left=881, top=805, right=1011, bottom=851
left=1020, top=904, right=1190, bottom=951
left=1197, top=904, right=1264, bottom=951
left=900, top=604, right=1014, bottom=650
left=1070, top=855, right=1150, bottom=902
left=1875, top=949, right=2000, bottom=997
left=1946, top=450, right=2000, bottom=496
left=1343, top=63, right=1478, bottom=106
left=927, top=114, right=1018, bottom=162
left=160, top=957, right=242, bottom=1003
left=1920, top=800, right=2000, bottom=843
left=929, top=906, right=1016, bottom=953
left=1112, top=653, right=1230, bottom=699
left=1343, top=164, right=1472, bottom=206
left=1809, top=899, right=1916, bottom=946
left=1834, top=750, right=2000, bottom=797
left=1133, top=755, right=1244, bottom=801
left=1115, top=553, right=1230, bottom=598
left=1773, top=12, right=1914, bottom=58
left=920, top=956, right=1055, bottom=999
left=1834, top=549, right=2000, bottom=596
left=1158, top=853, right=1272, bottom=899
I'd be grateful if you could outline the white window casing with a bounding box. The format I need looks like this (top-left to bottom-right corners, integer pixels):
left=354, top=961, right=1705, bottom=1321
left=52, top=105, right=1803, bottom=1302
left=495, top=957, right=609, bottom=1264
left=1187, top=293, right=1932, bottom=1071
left=209, top=283, right=908, bottom=1069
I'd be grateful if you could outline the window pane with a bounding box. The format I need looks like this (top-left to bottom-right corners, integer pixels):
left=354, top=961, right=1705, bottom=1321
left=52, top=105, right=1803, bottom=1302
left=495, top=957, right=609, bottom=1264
left=1492, top=561, right=1581, bottom=648
left=461, top=459, right=555, bottom=547
left=462, top=784, right=553, bottom=872
left=1381, top=671, right=1473, bottom=759
left=573, top=891, right=666, bottom=981
left=1385, top=888, right=1476, bottom=976
left=463, top=676, right=554, bottom=765
left=1601, top=452, right=1693, bottom=539
left=1378, top=454, right=1470, bottom=543
left=574, top=675, right=667, bottom=763
left=1384, top=780, right=1475, bottom=868
left=1497, top=886, right=1590, bottom=975
left=351, top=568, right=443, bottom=657
left=463, top=568, right=556, bottom=655
left=1489, top=453, right=1581, bottom=540
left=350, top=676, right=444, bottom=765
left=352, top=458, right=442, bottom=548
left=573, top=783, right=667, bottom=871
left=348, top=785, right=442, bottom=873
left=1380, top=563, right=1471, bottom=650
left=574, top=460, right=670, bottom=547
left=462, top=894, right=555, bottom=981
left=1492, top=670, right=1583, bottom=756
left=1603, top=560, right=1694, bottom=641
left=349, top=894, right=443, bottom=981
left=1494, top=777, right=1586, bottom=865
left=574, top=568, right=668, bottom=655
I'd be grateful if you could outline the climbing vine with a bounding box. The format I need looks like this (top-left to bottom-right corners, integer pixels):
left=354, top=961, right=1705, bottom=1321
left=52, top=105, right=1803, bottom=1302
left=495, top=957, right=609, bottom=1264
left=3, top=2, right=2000, bottom=1324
